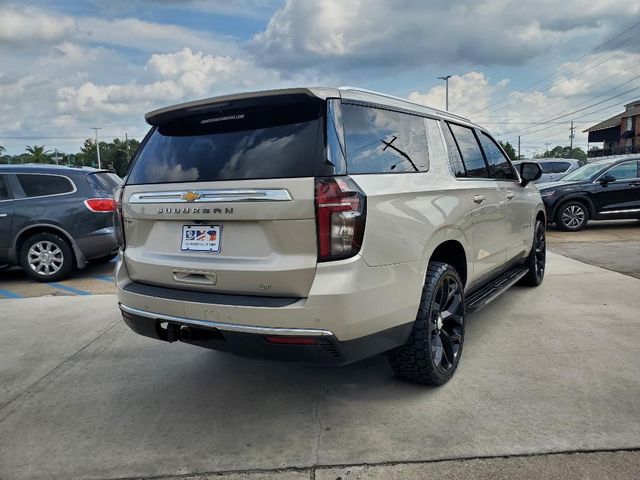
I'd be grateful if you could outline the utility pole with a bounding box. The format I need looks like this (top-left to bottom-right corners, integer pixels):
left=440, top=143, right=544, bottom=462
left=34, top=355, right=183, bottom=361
left=124, top=132, right=130, bottom=163
left=569, top=120, right=575, bottom=149
left=53, top=149, right=59, bottom=165
left=92, top=127, right=102, bottom=169
left=545, top=142, right=551, bottom=157
left=517, top=136, right=521, bottom=160
left=438, top=75, right=452, bottom=111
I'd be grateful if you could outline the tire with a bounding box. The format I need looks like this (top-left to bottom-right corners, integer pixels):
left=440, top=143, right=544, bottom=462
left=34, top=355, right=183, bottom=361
left=19, top=233, right=74, bottom=282
left=387, top=262, right=465, bottom=386
left=518, top=219, right=546, bottom=286
left=555, top=201, right=589, bottom=231
left=89, top=252, right=118, bottom=264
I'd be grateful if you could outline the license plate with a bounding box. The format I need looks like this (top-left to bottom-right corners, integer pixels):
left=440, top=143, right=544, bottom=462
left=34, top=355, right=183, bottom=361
left=181, top=225, right=221, bottom=252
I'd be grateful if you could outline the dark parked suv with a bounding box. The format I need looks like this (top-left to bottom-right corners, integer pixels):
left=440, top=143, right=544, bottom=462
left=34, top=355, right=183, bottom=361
left=0, top=164, right=121, bottom=281
left=538, top=156, right=640, bottom=231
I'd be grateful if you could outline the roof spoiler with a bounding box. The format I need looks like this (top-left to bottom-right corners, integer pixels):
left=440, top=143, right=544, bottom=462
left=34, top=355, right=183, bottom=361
left=145, top=88, right=332, bottom=126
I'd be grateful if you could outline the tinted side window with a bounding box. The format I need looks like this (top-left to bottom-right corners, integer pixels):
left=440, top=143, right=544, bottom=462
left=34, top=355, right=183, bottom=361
left=605, top=161, right=639, bottom=180
left=448, top=124, right=489, bottom=178
left=89, top=172, right=122, bottom=194
left=16, top=174, right=74, bottom=197
left=540, top=162, right=570, bottom=174
left=0, top=175, right=10, bottom=200
left=441, top=121, right=466, bottom=177
left=342, top=104, right=429, bottom=174
left=479, top=133, right=516, bottom=180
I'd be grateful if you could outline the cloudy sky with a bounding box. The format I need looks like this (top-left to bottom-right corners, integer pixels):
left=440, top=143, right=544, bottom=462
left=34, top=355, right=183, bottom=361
left=1, top=0, right=639, bottom=156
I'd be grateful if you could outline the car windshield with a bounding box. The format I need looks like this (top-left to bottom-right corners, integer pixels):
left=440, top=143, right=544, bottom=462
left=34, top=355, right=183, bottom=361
left=561, top=162, right=610, bottom=181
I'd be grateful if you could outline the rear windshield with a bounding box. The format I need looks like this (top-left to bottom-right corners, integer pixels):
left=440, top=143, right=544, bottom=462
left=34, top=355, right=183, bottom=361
left=127, top=103, right=321, bottom=185
left=89, top=172, right=122, bottom=193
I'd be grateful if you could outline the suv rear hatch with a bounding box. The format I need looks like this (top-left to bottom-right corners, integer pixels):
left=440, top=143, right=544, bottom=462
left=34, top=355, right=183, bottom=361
left=121, top=93, right=324, bottom=297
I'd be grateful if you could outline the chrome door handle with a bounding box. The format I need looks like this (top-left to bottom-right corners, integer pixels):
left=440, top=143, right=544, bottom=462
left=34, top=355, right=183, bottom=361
left=0, top=213, right=7, bottom=217
left=473, top=195, right=485, bottom=204
left=506, top=191, right=514, bottom=200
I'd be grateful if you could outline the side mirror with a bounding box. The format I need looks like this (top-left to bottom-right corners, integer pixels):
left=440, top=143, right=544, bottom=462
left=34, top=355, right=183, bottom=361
left=519, top=162, right=542, bottom=186
left=599, top=174, right=616, bottom=185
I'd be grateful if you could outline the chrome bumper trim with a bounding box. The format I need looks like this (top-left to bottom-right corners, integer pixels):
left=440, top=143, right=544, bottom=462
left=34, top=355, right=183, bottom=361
left=119, top=304, right=334, bottom=337
left=128, top=188, right=292, bottom=204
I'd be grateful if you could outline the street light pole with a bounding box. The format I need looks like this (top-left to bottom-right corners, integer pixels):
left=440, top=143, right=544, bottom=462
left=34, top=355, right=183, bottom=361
left=438, top=75, right=452, bottom=111
left=92, top=127, right=102, bottom=169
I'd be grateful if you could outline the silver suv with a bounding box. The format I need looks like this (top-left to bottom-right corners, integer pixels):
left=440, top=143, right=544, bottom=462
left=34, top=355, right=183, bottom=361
left=115, top=87, right=545, bottom=385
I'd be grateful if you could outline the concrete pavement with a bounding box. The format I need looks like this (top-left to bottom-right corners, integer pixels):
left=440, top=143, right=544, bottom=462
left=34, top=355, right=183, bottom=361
left=0, top=253, right=639, bottom=480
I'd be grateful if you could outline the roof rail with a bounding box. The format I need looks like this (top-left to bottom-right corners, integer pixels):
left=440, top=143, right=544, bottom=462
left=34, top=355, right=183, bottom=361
left=338, top=86, right=470, bottom=122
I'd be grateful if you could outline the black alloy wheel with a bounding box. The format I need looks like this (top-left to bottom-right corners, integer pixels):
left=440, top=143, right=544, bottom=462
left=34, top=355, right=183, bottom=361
left=387, top=262, right=465, bottom=386
left=429, top=274, right=464, bottom=374
left=519, top=219, right=546, bottom=286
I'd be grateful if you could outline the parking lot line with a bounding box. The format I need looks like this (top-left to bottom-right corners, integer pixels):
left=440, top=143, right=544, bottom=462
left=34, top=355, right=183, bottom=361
left=93, top=275, right=115, bottom=283
left=49, top=282, right=91, bottom=296
left=0, top=288, right=23, bottom=299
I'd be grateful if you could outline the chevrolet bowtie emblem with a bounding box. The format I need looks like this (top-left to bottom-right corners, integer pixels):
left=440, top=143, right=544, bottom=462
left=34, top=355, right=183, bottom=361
left=181, top=191, right=202, bottom=202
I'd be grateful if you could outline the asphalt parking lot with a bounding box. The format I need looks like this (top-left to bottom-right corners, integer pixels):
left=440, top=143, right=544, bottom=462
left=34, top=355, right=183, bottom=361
left=548, top=220, right=640, bottom=279
left=1, top=248, right=639, bottom=480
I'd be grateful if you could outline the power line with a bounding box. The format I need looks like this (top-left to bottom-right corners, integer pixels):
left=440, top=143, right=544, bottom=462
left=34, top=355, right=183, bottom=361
left=496, top=83, right=640, bottom=137
left=498, top=94, right=640, bottom=142
left=470, top=19, right=640, bottom=115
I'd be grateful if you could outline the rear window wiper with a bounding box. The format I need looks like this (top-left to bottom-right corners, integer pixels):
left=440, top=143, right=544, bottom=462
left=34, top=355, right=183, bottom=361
left=381, top=136, right=419, bottom=172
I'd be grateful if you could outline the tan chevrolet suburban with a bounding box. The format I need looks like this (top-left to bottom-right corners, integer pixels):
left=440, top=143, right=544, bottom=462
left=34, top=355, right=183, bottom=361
left=115, top=87, right=546, bottom=385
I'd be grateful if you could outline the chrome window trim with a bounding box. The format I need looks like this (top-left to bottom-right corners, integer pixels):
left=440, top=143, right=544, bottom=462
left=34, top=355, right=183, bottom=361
left=119, top=304, right=334, bottom=337
left=12, top=172, right=77, bottom=200
left=128, top=188, right=293, bottom=204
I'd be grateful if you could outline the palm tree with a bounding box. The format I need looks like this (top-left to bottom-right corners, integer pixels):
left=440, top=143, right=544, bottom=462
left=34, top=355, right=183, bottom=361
left=25, top=145, right=52, bottom=163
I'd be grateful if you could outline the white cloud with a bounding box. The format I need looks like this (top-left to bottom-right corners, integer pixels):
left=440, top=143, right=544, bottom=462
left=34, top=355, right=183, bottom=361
left=55, top=48, right=282, bottom=119
left=249, top=0, right=640, bottom=72
left=0, top=6, right=234, bottom=54
left=0, top=7, right=74, bottom=43
left=409, top=72, right=509, bottom=117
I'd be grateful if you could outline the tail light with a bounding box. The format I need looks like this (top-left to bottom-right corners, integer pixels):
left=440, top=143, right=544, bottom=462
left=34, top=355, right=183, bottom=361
left=84, top=198, right=117, bottom=212
left=113, top=187, right=126, bottom=248
left=315, top=176, right=366, bottom=262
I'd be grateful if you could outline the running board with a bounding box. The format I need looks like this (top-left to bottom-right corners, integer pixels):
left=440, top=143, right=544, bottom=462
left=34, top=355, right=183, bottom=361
left=466, top=266, right=529, bottom=313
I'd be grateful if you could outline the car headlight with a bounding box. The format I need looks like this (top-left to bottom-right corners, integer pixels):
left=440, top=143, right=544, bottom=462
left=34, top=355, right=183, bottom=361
left=540, top=190, right=556, bottom=197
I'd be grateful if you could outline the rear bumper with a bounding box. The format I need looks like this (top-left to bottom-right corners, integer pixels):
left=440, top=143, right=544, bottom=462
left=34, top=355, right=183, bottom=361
left=116, top=253, right=424, bottom=363
left=120, top=303, right=412, bottom=365
left=75, top=227, right=118, bottom=260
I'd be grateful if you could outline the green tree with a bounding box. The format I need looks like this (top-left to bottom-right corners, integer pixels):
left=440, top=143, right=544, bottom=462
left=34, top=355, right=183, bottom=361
left=534, top=145, right=586, bottom=162
left=499, top=141, right=518, bottom=160
left=24, top=145, right=52, bottom=163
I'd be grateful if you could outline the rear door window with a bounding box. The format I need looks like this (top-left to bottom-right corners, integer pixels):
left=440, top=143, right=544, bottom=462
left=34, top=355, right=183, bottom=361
left=0, top=175, right=11, bottom=200
left=342, top=104, right=429, bottom=174
left=127, top=102, right=322, bottom=185
left=478, top=133, right=516, bottom=180
left=540, top=162, right=571, bottom=174
left=448, top=123, right=489, bottom=178
left=16, top=174, right=74, bottom=197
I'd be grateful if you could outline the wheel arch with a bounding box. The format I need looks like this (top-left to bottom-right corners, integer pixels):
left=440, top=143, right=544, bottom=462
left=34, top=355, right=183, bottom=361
left=551, top=194, right=595, bottom=220
left=422, top=227, right=469, bottom=289
left=12, top=223, right=85, bottom=268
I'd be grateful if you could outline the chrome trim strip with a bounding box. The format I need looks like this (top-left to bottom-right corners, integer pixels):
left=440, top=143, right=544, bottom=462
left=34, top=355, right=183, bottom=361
left=599, top=208, right=640, bottom=214
left=119, top=304, right=334, bottom=337
left=128, top=189, right=292, bottom=204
